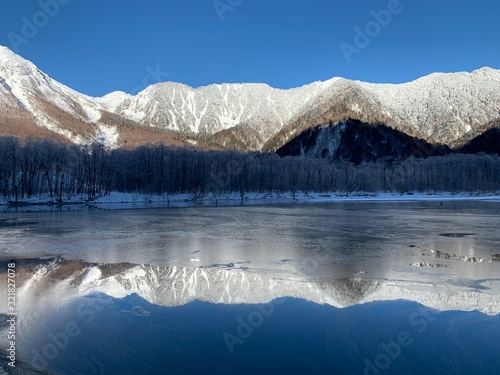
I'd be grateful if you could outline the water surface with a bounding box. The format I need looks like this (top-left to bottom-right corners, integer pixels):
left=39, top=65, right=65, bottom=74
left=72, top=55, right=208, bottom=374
left=1, top=201, right=499, bottom=374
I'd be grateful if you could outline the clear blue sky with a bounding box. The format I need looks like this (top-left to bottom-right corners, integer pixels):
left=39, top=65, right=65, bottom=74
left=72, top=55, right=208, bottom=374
left=1, top=0, right=499, bottom=97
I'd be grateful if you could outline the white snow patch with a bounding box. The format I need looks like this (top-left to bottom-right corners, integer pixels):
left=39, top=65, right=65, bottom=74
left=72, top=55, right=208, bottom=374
left=97, top=124, right=119, bottom=148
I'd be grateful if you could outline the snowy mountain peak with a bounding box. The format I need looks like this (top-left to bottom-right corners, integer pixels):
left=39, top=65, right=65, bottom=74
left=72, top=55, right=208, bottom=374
left=0, top=45, right=28, bottom=63
left=0, top=45, right=38, bottom=77
left=0, top=45, right=114, bottom=145
left=95, top=91, right=133, bottom=112
left=472, top=66, right=500, bottom=80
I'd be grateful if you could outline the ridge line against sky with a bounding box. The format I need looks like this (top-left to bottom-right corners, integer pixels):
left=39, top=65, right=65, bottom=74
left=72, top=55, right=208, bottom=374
left=1, top=0, right=499, bottom=97
left=2, top=43, right=498, bottom=98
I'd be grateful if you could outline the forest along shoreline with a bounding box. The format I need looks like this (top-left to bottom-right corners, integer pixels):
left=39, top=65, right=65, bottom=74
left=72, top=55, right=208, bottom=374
left=1, top=137, right=499, bottom=211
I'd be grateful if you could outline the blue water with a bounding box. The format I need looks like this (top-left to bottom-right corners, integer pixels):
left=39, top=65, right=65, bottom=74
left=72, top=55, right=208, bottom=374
left=19, top=294, right=500, bottom=375
left=2, top=201, right=500, bottom=374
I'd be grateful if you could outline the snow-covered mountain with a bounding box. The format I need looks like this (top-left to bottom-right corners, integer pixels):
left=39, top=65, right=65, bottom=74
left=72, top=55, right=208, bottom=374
left=96, top=79, right=339, bottom=140
left=2, top=258, right=499, bottom=316
left=0, top=46, right=118, bottom=146
left=264, top=69, right=500, bottom=150
left=1, top=45, right=499, bottom=150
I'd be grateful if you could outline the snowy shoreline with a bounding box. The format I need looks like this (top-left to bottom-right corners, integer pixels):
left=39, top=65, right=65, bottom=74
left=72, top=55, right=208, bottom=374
left=1, top=191, right=499, bottom=212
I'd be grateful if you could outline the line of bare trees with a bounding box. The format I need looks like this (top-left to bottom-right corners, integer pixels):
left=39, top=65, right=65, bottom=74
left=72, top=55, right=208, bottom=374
left=0, top=137, right=499, bottom=203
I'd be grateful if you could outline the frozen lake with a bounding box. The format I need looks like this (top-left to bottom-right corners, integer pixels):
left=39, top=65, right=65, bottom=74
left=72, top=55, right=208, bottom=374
left=1, top=201, right=499, bottom=374
left=1, top=201, right=500, bottom=284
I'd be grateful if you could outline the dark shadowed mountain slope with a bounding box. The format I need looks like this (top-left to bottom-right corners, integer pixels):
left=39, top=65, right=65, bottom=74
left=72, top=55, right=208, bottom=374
left=276, top=119, right=450, bottom=164
left=458, top=128, right=500, bottom=155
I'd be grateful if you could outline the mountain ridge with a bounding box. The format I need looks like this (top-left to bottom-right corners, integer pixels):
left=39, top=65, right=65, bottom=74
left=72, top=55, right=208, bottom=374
left=1, top=45, right=499, bottom=151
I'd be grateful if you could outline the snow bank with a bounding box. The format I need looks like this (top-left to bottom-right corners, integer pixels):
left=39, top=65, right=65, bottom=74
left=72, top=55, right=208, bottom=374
left=0, top=191, right=499, bottom=212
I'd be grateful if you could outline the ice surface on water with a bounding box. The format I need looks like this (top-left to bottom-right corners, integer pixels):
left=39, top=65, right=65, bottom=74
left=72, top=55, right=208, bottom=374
left=0, top=201, right=499, bottom=312
left=1, top=201, right=499, bottom=278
